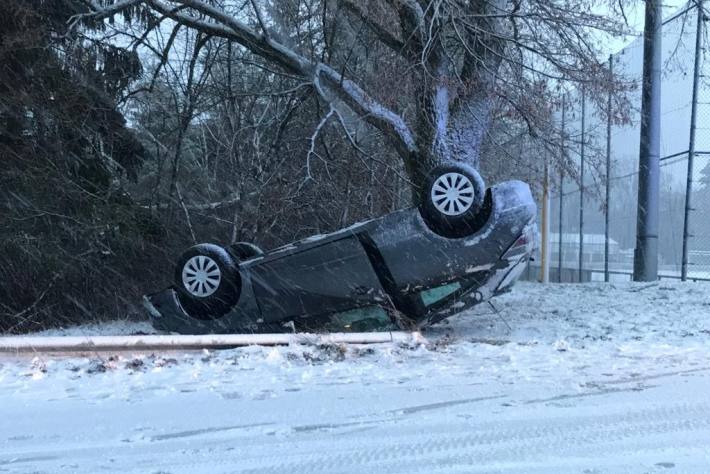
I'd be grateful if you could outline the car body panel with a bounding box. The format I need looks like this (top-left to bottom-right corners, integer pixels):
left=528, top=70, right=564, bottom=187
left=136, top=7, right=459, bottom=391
left=367, top=182, right=534, bottom=295
left=250, top=235, right=386, bottom=323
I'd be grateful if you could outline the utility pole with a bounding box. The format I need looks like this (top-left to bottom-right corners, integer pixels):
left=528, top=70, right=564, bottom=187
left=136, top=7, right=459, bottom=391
left=605, top=55, right=613, bottom=283
left=633, top=0, right=662, bottom=282
left=579, top=87, right=586, bottom=282
left=681, top=0, right=704, bottom=281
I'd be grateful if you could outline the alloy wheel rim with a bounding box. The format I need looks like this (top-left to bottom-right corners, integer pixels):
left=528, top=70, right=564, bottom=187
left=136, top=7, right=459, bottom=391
left=431, top=172, right=475, bottom=216
left=182, top=255, right=221, bottom=297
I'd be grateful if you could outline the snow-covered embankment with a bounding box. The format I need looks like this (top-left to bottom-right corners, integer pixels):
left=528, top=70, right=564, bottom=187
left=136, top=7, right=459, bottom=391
left=1, top=281, right=710, bottom=473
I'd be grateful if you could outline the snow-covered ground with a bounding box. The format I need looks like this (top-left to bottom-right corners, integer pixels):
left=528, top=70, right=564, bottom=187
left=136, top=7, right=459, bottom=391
left=2, top=281, right=710, bottom=473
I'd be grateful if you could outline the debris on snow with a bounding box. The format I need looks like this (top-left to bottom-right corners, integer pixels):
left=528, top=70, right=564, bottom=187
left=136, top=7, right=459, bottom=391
left=553, top=339, right=571, bottom=352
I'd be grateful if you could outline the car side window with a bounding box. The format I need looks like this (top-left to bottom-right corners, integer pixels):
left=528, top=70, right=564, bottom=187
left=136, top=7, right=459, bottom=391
left=420, top=282, right=461, bottom=306
left=325, top=306, right=397, bottom=332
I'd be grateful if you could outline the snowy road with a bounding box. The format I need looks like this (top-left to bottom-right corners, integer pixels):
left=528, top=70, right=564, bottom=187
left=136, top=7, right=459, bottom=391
left=2, top=282, right=710, bottom=473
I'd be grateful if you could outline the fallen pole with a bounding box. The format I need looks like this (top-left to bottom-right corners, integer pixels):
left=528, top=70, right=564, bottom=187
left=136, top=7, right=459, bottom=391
left=0, top=331, right=424, bottom=353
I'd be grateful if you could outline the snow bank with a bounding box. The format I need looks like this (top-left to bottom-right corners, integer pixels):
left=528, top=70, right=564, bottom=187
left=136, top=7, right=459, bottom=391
left=31, top=320, right=157, bottom=337
left=3, top=281, right=709, bottom=406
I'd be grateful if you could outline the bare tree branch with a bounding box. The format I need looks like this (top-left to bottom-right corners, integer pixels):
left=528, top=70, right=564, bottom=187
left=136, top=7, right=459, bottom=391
left=249, top=0, right=270, bottom=38
left=135, top=0, right=419, bottom=157
left=339, top=0, right=407, bottom=56
left=70, top=0, right=142, bottom=30
left=79, top=0, right=633, bottom=192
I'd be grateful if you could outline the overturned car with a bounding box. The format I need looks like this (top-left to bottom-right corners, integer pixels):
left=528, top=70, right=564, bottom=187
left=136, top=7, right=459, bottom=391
left=144, top=163, right=536, bottom=334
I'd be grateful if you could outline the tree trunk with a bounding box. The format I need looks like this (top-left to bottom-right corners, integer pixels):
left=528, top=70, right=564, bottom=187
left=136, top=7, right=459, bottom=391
left=405, top=81, right=494, bottom=203
left=449, top=92, right=494, bottom=170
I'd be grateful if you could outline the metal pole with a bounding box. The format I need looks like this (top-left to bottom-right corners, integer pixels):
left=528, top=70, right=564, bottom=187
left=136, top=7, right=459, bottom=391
left=605, top=55, right=613, bottom=283
left=541, top=162, right=551, bottom=283
left=559, top=95, right=566, bottom=283
left=558, top=174, right=564, bottom=283
left=579, top=87, right=586, bottom=282
left=633, top=0, right=662, bottom=282
left=681, top=0, right=704, bottom=281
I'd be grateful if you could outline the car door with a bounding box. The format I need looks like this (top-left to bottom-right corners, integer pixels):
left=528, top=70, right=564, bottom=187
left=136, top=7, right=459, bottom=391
left=249, top=235, right=385, bottom=323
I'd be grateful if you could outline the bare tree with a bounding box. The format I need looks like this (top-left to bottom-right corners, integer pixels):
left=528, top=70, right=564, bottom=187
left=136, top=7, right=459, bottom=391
left=77, top=0, right=631, bottom=197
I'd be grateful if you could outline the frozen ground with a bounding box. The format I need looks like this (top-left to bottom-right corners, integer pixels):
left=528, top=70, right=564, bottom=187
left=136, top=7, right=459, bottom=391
left=2, top=281, right=710, bottom=473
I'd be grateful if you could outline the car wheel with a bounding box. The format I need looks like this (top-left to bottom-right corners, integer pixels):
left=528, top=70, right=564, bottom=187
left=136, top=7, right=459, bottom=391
left=174, top=243, right=241, bottom=319
left=419, top=162, right=486, bottom=238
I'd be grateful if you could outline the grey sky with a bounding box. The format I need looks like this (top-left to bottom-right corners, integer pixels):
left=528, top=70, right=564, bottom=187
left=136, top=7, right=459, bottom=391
left=606, top=0, right=691, bottom=54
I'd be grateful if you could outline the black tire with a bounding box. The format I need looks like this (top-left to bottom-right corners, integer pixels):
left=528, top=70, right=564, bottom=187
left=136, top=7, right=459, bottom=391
left=419, top=162, right=486, bottom=238
left=229, top=241, right=264, bottom=260
left=174, top=243, right=241, bottom=320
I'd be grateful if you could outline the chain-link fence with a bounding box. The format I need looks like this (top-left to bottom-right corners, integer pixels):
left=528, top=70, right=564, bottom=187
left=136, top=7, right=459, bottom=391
left=529, top=2, right=710, bottom=282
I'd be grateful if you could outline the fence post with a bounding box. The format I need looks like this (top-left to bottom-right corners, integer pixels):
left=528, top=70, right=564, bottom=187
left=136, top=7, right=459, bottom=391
left=579, top=87, right=586, bottom=282
left=681, top=0, right=704, bottom=281
left=559, top=94, right=566, bottom=283
left=558, top=175, right=564, bottom=283
left=605, top=55, right=613, bottom=283
left=541, top=162, right=551, bottom=283
left=633, top=0, right=662, bottom=282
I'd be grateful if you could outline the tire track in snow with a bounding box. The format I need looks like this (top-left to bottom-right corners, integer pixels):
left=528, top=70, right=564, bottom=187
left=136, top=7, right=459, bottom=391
left=234, top=400, right=710, bottom=473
